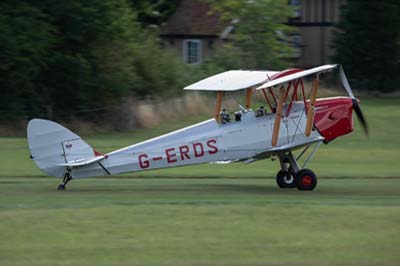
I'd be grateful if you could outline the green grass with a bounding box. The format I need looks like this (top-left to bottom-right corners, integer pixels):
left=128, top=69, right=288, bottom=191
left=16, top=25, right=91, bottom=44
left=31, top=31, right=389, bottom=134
left=0, top=178, right=400, bottom=266
left=0, top=97, right=400, bottom=265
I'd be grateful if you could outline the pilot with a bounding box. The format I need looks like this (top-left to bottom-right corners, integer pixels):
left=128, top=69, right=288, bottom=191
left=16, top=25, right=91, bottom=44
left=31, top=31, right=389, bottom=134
left=234, top=111, right=242, bottom=122
left=220, top=108, right=231, bottom=124
left=256, top=106, right=266, bottom=117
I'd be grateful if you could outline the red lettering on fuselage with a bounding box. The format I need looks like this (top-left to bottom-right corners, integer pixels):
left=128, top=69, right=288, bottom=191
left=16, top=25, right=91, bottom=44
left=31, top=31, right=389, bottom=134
left=193, top=143, right=204, bottom=157
left=206, top=139, right=218, bottom=154
left=139, top=154, right=149, bottom=169
left=165, top=148, right=177, bottom=163
left=179, top=145, right=191, bottom=160
left=137, top=138, right=218, bottom=169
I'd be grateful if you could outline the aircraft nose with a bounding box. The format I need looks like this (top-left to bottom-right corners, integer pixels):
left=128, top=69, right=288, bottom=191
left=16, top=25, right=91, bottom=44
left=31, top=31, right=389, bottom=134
left=313, top=97, right=354, bottom=142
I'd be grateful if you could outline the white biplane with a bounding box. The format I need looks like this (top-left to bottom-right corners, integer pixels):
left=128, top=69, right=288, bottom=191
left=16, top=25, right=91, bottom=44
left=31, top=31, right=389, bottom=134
left=27, top=64, right=367, bottom=191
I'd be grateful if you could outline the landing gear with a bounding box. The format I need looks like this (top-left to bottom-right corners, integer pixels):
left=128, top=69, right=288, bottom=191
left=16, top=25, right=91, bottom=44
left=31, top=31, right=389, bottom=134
left=276, top=169, right=296, bottom=188
left=58, top=172, right=72, bottom=191
left=295, top=169, right=317, bottom=191
left=276, top=143, right=321, bottom=191
left=276, top=155, right=296, bottom=188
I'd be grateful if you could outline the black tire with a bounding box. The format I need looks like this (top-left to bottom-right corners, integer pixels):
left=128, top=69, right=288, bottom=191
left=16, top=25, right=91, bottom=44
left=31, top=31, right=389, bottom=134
left=57, top=184, right=65, bottom=191
left=295, top=169, right=317, bottom=191
left=276, top=170, right=296, bottom=188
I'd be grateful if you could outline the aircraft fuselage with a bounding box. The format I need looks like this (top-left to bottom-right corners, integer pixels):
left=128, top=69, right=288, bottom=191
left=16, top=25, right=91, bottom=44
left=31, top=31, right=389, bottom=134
left=71, top=102, right=323, bottom=178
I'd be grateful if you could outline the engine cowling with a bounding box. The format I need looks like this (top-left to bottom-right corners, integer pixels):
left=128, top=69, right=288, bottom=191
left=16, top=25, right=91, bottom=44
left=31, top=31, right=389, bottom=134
left=313, top=97, right=354, bottom=143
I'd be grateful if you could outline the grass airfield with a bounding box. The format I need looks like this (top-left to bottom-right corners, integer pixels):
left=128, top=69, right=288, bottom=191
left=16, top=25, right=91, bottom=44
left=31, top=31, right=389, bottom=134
left=1, top=178, right=400, bottom=266
left=0, top=97, right=400, bottom=265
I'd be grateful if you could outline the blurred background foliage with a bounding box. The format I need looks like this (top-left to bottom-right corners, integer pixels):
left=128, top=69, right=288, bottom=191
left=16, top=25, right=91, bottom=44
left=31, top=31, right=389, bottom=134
left=0, top=0, right=398, bottom=124
left=0, top=0, right=201, bottom=122
left=207, top=0, right=294, bottom=70
left=332, top=0, right=400, bottom=92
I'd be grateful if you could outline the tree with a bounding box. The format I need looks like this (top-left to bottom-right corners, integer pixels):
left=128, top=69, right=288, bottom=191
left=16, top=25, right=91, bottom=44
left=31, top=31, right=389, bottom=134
left=131, top=0, right=179, bottom=27
left=128, top=33, right=197, bottom=97
left=206, top=0, right=296, bottom=70
left=0, top=0, right=206, bottom=123
left=0, top=2, right=56, bottom=120
left=0, top=0, right=143, bottom=120
left=332, top=0, right=400, bottom=92
left=38, top=0, right=142, bottom=118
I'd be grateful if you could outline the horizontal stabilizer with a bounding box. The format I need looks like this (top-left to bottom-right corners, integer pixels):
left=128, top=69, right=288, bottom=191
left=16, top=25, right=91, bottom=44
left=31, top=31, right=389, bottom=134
left=57, top=155, right=106, bottom=167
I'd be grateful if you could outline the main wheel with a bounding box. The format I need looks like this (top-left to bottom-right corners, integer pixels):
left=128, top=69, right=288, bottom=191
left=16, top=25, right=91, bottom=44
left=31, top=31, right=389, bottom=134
left=57, top=184, right=65, bottom=191
left=276, top=170, right=296, bottom=188
left=295, top=169, right=317, bottom=191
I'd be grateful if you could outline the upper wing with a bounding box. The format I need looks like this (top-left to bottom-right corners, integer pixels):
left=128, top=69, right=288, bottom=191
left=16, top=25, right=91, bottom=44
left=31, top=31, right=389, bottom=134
left=184, top=65, right=339, bottom=92
left=256, top=64, right=338, bottom=90
left=184, top=70, right=278, bottom=91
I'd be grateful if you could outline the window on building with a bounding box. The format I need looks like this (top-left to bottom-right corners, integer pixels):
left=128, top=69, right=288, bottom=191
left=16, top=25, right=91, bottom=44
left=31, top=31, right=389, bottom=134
left=291, top=34, right=302, bottom=58
left=183, top=39, right=202, bottom=64
left=290, top=0, right=301, bottom=18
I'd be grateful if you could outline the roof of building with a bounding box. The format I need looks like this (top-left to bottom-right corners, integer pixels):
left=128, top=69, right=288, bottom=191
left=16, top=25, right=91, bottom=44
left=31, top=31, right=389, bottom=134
left=161, top=0, right=228, bottom=37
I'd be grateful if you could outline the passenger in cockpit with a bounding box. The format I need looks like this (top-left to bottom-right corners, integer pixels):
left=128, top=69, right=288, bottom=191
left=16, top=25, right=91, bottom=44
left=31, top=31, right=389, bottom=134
left=220, top=109, right=231, bottom=124
left=234, top=111, right=242, bottom=122
left=256, top=106, right=266, bottom=117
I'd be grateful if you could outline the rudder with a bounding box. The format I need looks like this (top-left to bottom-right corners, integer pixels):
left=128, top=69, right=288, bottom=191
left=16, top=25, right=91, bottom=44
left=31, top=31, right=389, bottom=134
left=27, top=119, right=96, bottom=177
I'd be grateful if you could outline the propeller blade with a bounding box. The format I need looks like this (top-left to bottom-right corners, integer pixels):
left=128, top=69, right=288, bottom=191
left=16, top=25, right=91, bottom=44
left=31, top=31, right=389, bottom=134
left=339, top=65, right=368, bottom=137
left=339, top=65, right=354, bottom=98
left=352, top=98, right=369, bottom=137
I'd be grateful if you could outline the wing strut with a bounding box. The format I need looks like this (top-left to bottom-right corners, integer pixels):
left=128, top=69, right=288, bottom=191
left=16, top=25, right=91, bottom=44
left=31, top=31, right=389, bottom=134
left=305, top=75, right=319, bottom=136
left=214, top=91, right=223, bottom=122
left=271, top=87, right=285, bottom=147
left=261, top=89, right=273, bottom=111
left=245, top=88, right=253, bottom=108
